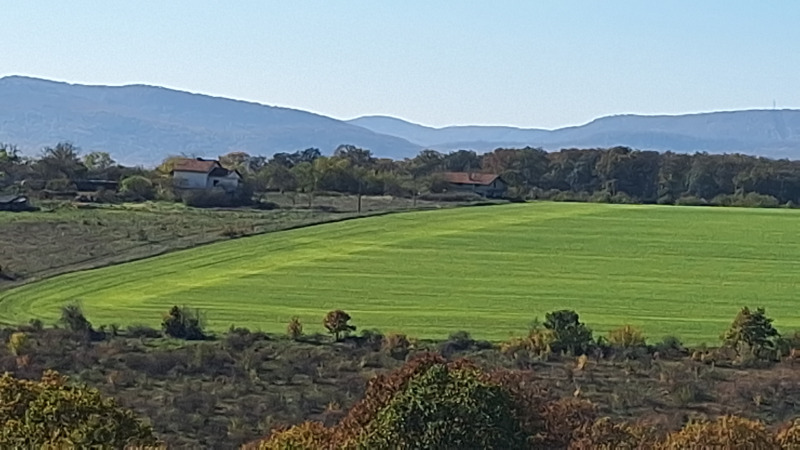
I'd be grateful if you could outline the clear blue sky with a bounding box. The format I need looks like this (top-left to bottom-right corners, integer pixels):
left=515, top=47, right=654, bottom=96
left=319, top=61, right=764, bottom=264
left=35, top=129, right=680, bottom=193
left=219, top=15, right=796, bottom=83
left=2, top=1, right=798, bottom=129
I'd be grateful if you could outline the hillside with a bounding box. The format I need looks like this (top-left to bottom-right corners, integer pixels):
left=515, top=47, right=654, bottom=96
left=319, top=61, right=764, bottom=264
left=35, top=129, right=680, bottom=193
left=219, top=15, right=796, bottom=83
left=0, top=76, right=421, bottom=165
left=349, top=110, right=800, bottom=158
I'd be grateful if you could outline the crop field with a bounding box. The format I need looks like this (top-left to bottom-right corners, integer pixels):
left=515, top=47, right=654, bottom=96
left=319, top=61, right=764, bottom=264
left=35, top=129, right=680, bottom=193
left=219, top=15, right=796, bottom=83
left=2, top=202, right=799, bottom=344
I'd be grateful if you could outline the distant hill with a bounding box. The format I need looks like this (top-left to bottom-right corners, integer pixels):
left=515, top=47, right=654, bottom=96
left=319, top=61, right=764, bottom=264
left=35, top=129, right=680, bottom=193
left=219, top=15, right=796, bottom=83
left=0, top=76, right=421, bottom=166
left=4, top=76, right=800, bottom=166
left=348, top=110, right=800, bottom=159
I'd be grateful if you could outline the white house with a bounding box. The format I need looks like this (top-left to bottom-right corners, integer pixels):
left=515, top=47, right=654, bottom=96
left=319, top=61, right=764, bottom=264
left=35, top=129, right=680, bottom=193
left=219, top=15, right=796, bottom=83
left=172, top=158, right=241, bottom=192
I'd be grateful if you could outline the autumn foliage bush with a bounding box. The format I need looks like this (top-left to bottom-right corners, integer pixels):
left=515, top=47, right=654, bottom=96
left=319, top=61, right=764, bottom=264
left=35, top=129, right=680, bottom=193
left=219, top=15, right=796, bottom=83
left=0, top=370, right=157, bottom=448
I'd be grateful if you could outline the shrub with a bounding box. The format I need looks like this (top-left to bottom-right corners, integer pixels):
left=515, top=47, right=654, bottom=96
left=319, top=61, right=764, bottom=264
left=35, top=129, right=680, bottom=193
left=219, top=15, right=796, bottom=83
left=125, top=324, right=161, bottom=339
left=382, top=333, right=411, bottom=360
left=544, top=310, right=594, bottom=355
left=356, top=362, right=527, bottom=449
left=776, top=419, right=800, bottom=448
left=500, top=328, right=556, bottom=359
left=662, top=415, right=775, bottom=449
left=45, top=178, right=76, bottom=192
left=251, top=421, right=331, bottom=450
left=7, top=332, right=28, bottom=356
left=323, top=310, right=356, bottom=341
left=653, top=335, right=686, bottom=358
left=120, top=175, right=155, bottom=200
left=0, top=371, right=157, bottom=448
left=569, top=417, right=660, bottom=450
left=674, top=195, right=708, bottom=206
left=607, top=325, right=646, bottom=349
left=287, top=316, right=303, bottom=340
left=162, top=306, right=207, bottom=340
left=59, top=303, right=105, bottom=341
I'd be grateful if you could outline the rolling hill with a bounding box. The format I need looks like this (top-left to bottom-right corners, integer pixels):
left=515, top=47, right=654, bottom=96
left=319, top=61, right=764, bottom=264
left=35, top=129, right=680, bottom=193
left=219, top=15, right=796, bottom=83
left=0, top=76, right=421, bottom=166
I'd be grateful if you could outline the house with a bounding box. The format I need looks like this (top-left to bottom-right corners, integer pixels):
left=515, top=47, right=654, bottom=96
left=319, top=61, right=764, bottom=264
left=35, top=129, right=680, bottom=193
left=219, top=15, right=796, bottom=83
left=172, top=158, right=241, bottom=192
left=0, top=194, right=33, bottom=212
left=442, top=172, right=508, bottom=198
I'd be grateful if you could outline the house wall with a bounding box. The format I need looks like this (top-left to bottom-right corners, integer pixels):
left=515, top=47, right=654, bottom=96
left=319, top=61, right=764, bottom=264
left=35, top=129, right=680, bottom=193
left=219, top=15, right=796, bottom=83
left=208, top=175, right=239, bottom=191
left=173, top=171, right=208, bottom=189
left=447, top=180, right=507, bottom=198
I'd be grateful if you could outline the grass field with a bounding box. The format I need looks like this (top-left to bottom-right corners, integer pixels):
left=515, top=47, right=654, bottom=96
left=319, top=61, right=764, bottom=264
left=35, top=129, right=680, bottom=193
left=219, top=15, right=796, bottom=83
left=2, top=202, right=799, bottom=344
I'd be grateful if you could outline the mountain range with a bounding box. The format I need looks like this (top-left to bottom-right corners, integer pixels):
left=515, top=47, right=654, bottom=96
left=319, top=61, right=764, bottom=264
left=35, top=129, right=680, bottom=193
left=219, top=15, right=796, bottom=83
left=2, top=76, right=800, bottom=166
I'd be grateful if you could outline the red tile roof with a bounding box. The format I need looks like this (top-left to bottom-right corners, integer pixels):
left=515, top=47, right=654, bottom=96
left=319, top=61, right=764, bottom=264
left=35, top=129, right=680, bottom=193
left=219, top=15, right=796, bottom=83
left=173, top=158, right=221, bottom=173
left=443, top=172, right=500, bottom=186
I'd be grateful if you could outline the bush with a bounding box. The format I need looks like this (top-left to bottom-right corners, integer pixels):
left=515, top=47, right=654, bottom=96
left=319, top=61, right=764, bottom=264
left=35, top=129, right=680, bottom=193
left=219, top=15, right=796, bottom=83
left=287, top=316, right=303, bottom=340
left=120, top=175, right=155, bottom=201
left=45, top=178, right=77, bottom=192
left=59, top=303, right=105, bottom=341
left=544, top=310, right=594, bottom=356
left=662, top=415, right=775, bottom=449
left=356, top=361, right=527, bottom=449
left=607, top=325, right=646, bottom=349
left=125, top=324, right=161, bottom=339
left=162, top=306, right=207, bottom=340
left=674, top=195, right=708, bottom=206
left=382, top=333, right=412, bottom=360
left=0, top=371, right=157, bottom=448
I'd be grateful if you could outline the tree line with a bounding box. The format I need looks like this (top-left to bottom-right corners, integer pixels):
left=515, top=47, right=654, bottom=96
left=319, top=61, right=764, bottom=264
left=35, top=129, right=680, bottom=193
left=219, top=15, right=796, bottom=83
left=6, top=141, right=800, bottom=207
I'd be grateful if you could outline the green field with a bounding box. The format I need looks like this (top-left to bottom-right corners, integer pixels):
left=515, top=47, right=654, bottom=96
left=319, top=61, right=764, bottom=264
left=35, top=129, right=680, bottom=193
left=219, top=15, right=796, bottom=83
left=2, top=202, right=799, bottom=344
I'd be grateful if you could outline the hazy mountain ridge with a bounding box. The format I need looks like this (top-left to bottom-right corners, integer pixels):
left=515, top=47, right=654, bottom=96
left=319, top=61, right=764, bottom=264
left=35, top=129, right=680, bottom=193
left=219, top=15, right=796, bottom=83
left=0, top=76, right=421, bottom=165
left=3, top=76, right=800, bottom=166
left=349, top=110, right=800, bottom=158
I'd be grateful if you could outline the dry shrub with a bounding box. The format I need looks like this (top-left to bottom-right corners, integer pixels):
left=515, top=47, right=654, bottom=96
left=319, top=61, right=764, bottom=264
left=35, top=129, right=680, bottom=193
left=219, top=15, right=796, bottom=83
left=575, top=354, right=589, bottom=371
left=287, top=317, right=303, bottom=341
left=536, top=397, right=598, bottom=447
left=569, top=417, right=661, bottom=450
left=380, top=333, right=411, bottom=360
left=248, top=421, right=331, bottom=450
left=608, top=325, right=646, bottom=349
left=500, top=328, right=555, bottom=358
left=776, top=419, right=800, bottom=448
left=661, top=415, right=775, bottom=449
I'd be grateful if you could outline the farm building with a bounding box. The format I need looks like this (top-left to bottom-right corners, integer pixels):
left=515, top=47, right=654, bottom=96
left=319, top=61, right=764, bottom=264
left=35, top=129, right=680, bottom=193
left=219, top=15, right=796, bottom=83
left=172, top=158, right=241, bottom=192
left=0, top=194, right=33, bottom=212
left=443, top=172, right=508, bottom=198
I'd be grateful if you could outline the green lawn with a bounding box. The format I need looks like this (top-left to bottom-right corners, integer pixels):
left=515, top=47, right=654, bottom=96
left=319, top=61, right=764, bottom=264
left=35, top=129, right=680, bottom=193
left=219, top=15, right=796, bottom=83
left=2, top=202, right=799, bottom=344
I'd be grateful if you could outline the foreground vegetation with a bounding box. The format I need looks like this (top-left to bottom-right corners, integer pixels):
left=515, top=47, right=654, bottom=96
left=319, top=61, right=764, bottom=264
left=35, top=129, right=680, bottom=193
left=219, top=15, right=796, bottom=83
left=3, top=202, right=800, bottom=343
left=0, top=302, right=798, bottom=448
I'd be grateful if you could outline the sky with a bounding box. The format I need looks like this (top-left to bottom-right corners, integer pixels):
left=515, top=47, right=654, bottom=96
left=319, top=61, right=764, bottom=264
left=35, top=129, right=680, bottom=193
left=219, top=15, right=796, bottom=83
left=2, top=1, right=799, bottom=129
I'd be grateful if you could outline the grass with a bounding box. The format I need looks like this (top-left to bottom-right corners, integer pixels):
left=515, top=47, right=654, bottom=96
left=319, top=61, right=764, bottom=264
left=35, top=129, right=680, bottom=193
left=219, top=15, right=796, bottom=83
left=0, top=193, right=460, bottom=289
left=2, top=202, right=800, bottom=344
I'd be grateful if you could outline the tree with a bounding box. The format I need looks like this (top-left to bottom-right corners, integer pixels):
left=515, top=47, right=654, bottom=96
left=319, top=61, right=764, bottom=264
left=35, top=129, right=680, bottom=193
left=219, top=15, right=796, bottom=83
left=82, top=151, right=116, bottom=172
left=323, top=310, right=356, bottom=341
left=543, top=310, right=594, bottom=355
left=722, top=307, right=780, bottom=358
left=37, top=142, right=87, bottom=180
left=162, top=306, right=206, bottom=340
left=0, top=371, right=158, bottom=448
left=120, top=175, right=156, bottom=200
